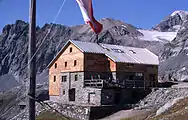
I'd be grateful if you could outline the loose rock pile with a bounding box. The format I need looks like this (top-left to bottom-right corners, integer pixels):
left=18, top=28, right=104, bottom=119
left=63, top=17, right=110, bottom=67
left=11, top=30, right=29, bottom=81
left=135, top=86, right=188, bottom=110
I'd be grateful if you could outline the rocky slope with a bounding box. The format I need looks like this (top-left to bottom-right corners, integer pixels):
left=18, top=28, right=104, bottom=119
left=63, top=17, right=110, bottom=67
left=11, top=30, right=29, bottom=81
left=1, top=10, right=188, bottom=120
left=101, top=83, right=188, bottom=120
left=135, top=87, right=188, bottom=110
left=159, top=11, right=188, bottom=82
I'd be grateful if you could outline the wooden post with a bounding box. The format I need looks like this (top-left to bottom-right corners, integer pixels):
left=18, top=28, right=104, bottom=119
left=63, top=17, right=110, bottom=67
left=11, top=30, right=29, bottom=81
left=28, top=0, right=36, bottom=120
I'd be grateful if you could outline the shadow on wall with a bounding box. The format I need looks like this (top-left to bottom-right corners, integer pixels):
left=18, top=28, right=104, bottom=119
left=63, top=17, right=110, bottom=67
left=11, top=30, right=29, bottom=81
left=118, top=88, right=152, bottom=105
left=90, top=89, right=152, bottom=120
left=131, top=89, right=152, bottom=104
left=36, top=90, right=49, bottom=101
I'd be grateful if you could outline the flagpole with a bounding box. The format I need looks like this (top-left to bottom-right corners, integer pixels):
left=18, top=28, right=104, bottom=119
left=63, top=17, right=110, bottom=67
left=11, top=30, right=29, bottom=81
left=28, top=0, right=36, bottom=120
left=96, top=34, right=100, bottom=44
left=96, top=34, right=98, bottom=41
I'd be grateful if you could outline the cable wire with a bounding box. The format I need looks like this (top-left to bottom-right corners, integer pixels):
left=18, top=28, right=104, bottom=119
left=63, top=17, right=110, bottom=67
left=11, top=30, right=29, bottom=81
left=9, top=1, right=67, bottom=119
left=26, top=0, right=67, bottom=71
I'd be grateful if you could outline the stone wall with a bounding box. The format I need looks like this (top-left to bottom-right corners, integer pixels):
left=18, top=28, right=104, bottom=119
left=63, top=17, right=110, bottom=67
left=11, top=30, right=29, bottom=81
left=50, top=96, right=60, bottom=103
left=50, top=88, right=102, bottom=106
left=60, top=72, right=83, bottom=104
left=79, top=87, right=101, bottom=106
left=36, top=101, right=91, bottom=120
left=36, top=101, right=129, bottom=120
left=51, top=72, right=102, bottom=106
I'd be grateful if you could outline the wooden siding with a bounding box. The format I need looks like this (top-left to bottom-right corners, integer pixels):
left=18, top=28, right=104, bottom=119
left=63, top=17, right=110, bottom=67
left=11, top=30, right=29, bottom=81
left=49, top=43, right=84, bottom=96
left=117, top=63, right=147, bottom=72
left=117, top=63, right=158, bottom=75
left=116, top=63, right=158, bottom=87
left=84, top=53, right=116, bottom=72
left=109, top=58, right=116, bottom=72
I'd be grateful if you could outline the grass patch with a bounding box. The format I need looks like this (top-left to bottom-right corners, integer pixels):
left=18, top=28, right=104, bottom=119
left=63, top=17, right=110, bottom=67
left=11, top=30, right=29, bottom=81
left=36, top=111, right=72, bottom=120
left=121, top=97, right=188, bottom=120
left=120, top=110, right=156, bottom=120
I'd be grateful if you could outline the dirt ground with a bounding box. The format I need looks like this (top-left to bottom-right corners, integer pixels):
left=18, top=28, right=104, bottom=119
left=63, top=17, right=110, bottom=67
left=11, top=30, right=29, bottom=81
left=100, top=109, right=153, bottom=120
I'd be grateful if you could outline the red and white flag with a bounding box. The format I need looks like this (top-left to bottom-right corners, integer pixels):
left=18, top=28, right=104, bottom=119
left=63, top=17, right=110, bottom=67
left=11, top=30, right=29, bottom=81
left=76, top=0, right=103, bottom=34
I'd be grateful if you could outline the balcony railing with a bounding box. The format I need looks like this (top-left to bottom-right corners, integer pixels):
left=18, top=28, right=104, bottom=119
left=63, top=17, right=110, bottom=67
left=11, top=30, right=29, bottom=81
left=84, top=79, right=157, bottom=88
left=84, top=79, right=104, bottom=88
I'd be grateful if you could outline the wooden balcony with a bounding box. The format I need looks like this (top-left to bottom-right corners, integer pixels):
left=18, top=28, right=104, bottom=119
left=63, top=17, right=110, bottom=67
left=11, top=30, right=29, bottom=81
left=84, top=79, right=104, bottom=88
left=84, top=79, right=157, bottom=89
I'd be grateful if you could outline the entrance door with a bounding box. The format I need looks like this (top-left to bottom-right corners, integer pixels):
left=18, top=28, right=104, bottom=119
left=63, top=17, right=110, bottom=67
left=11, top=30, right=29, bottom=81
left=149, top=74, right=157, bottom=87
left=69, top=88, right=75, bottom=101
left=115, top=91, right=121, bottom=104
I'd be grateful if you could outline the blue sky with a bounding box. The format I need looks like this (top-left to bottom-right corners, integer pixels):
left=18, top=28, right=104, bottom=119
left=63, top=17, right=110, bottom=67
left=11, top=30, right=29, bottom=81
left=0, top=0, right=188, bottom=31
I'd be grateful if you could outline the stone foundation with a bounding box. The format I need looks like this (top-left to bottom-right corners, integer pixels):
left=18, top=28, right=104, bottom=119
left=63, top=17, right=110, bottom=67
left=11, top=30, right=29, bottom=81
left=37, top=101, right=131, bottom=120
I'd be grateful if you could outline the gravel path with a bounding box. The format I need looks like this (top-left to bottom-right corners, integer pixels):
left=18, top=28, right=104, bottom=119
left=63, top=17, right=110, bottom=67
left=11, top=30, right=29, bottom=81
left=100, top=109, right=149, bottom=120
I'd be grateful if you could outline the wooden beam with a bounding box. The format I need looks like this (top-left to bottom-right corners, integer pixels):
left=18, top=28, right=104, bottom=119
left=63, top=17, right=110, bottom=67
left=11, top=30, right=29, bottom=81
left=28, top=0, right=36, bottom=119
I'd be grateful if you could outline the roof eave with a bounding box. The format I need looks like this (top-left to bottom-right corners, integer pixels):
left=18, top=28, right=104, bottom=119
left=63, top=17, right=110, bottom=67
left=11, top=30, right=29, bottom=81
left=115, top=61, right=159, bottom=65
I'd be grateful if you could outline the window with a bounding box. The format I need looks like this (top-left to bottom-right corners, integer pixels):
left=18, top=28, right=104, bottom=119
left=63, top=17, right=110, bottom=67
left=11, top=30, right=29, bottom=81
left=54, top=63, right=57, bottom=69
left=69, top=88, right=75, bottom=101
left=70, top=47, right=72, bottom=53
left=149, top=74, right=157, bottom=87
left=135, top=73, right=143, bottom=77
left=74, top=60, right=77, bottom=66
left=63, top=90, right=65, bottom=95
left=93, top=75, right=98, bottom=79
left=135, top=72, right=144, bottom=80
left=129, top=50, right=136, bottom=54
left=53, top=76, right=56, bottom=82
left=101, top=45, right=111, bottom=51
left=65, top=62, right=67, bottom=67
left=62, top=76, right=67, bottom=82
left=111, top=48, right=124, bottom=53
left=75, top=74, right=78, bottom=81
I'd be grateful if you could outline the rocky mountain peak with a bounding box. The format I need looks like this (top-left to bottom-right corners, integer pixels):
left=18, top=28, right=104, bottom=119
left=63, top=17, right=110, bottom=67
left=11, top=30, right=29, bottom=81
left=171, top=10, right=188, bottom=20
left=159, top=11, right=188, bottom=82
left=2, top=20, right=28, bottom=36
left=153, top=10, right=188, bottom=32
